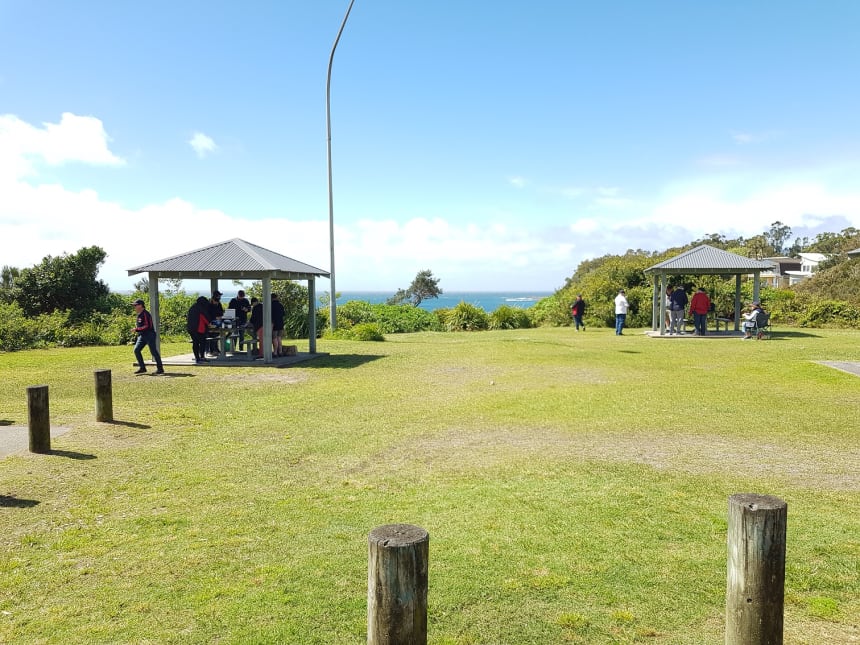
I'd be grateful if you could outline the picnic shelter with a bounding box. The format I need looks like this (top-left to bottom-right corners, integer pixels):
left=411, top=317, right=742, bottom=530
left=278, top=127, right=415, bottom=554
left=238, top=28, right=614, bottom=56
left=644, top=245, right=774, bottom=335
left=128, top=239, right=330, bottom=363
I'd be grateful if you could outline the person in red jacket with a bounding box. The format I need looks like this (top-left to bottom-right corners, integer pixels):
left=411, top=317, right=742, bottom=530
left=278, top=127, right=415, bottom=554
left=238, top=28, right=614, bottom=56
left=132, top=299, right=164, bottom=374
left=689, top=288, right=711, bottom=336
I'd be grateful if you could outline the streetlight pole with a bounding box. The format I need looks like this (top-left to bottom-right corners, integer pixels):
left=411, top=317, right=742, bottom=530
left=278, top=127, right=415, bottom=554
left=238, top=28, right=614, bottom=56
left=326, top=0, right=355, bottom=331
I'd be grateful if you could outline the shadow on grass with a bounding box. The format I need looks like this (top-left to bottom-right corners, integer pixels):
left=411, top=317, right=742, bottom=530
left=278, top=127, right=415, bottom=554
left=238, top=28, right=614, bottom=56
left=0, top=420, right=12, bottom=426
left=103, top=420, right=151, bottom=429
left=617, top=350, right=641, bottom=354
left=299, top=354, right=385, bottom=369
left=0, top=495, right=40, bottom=508
left=49, top=450, right=97, bottom=460
left=766, top=330, right=822, bottom=339
left=153, top=372, right=195, bottom=378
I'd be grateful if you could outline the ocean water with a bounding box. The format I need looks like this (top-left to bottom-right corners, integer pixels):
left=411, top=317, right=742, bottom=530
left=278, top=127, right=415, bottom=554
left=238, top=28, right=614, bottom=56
left=141, top=289, right=554, bottom=313
left=336, top=291, right=553, bottom=312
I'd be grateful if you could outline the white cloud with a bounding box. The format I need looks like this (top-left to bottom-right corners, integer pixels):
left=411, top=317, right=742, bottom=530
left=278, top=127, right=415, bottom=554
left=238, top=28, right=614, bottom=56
left=0, top=112, right=124, bottom=179
left=507, top=176, right=526, bottom=188
left=4, top=113, right=860, bottom=294
left=189, top=132, right=218, bottom=158
left=731, top=129, right=781, bottom=145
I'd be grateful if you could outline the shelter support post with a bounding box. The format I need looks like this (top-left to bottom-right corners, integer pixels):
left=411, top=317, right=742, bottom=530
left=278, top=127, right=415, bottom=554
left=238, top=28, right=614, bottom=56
left=734, top=275, right=742, bottom=331
left=262, top=278, right=272, bottom=363
left=149, top=272, right=161, bottom=355
left=308, top=278, right=317, bottom=354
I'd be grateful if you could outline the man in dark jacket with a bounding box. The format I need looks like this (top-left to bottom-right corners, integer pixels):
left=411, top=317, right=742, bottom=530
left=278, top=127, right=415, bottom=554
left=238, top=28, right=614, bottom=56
left=668, top=286, right=688, bottom=335
left=186, top=296, right=211, bottom=363
left=132, top=299, right=164, bottom=374
left=206, top=291, right=225, bottom=355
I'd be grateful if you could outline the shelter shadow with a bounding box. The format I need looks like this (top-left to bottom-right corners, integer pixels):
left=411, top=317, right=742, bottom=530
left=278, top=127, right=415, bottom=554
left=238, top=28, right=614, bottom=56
left=0, top=495, right=40, bottom=508
left=300, top=354, right=385, bottom=369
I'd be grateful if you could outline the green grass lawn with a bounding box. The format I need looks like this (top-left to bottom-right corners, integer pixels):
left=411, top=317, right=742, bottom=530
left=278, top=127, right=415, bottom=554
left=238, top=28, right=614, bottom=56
left=1, top=327, right=858, bottom=644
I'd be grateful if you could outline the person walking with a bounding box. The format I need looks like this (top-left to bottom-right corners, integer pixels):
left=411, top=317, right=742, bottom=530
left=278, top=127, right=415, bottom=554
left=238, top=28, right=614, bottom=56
left=689, top=287, right=711, bottom=336
left=132, top=298, right=164, bottom=374
left=614, top=289, right=630, bottom=336
left=570, top=294, right=586, bottom=331
left=668, top=285, right=688, bottom=335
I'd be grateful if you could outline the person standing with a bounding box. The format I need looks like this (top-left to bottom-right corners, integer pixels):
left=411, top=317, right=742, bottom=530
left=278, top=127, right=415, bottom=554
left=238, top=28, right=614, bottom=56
left=132, top=298, right=164, bottom=374
left=250, top=297, right=264, bottom=356
left=228, top=289, right=251, bottom=350
left=570, top=294, right=586, bottom=331
left=186, top=296, right=211, bottom=363
left=614, top=289, right=630, bottom=336
left=668, top=285, right=688, bottom=335
left=664, top=286, right=673, bottom=331
left=206, top=291, right=225, bottom=356
left=689, top=287, right=711, bottom=336
left=271, top=293, right=285, bottom=357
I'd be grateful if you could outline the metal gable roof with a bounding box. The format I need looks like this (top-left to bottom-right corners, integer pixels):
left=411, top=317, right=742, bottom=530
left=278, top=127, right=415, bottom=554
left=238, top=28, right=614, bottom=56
left=644, top=245, right=774, bottom=274
left=127, top=239, right=330, bottom=279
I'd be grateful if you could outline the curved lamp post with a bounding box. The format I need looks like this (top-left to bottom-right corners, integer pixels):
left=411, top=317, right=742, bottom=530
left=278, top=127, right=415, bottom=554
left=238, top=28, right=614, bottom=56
left=326, top=0, right=355, bottom=331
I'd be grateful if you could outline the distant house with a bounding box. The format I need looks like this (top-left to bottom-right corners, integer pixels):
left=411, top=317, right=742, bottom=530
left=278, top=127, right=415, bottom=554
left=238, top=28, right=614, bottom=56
left=784, top=252, right=827, bottom=285
left=761, top=256, right=801, bottom=288
left=848, top=247, right=860, bottom=258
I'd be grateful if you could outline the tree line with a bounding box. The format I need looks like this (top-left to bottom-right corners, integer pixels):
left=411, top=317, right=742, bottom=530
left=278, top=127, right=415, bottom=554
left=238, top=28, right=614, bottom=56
left=1, top=224, right=858, bottom=351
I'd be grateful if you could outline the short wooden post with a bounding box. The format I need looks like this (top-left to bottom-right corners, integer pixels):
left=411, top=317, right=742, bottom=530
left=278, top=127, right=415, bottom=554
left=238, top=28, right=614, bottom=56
left=367, top=524, right=429, bottom=645
left=94, top=369, right=113, bottom=422
left=27, top=385, right=51, bottom=454
left=726, top=493, right=787, bottom=645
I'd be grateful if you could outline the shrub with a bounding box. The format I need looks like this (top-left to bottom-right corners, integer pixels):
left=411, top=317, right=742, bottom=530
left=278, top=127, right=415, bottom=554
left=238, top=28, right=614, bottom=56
left=489, top=305, right=532, bottom=330
left=442, top=302, right=489, bottom=331
left=324, top=322, right=385, bottom=341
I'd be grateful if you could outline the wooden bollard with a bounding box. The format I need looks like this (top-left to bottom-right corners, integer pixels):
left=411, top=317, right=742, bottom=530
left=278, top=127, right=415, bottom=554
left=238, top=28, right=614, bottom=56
left=367, top=524, right=429, bottom=645
left=27, top=385, right=51, bottom=454
left=726, top=493, right=787, bottom=644
left=94, top=369, right=113, bottom=422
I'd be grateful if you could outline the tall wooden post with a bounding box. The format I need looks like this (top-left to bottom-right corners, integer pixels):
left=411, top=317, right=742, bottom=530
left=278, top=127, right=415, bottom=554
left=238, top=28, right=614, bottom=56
left=94, top=369, right=113, bottom=422
left=368, top=524, right=429, bottom=645
left=726, top=493, right=787, bottom=645
left=27, top=385, right=51, bottom=454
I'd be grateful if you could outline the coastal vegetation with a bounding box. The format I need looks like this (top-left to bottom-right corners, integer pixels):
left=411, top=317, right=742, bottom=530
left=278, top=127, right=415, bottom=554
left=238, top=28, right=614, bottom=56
left=1, top=225, right=858, bottom=352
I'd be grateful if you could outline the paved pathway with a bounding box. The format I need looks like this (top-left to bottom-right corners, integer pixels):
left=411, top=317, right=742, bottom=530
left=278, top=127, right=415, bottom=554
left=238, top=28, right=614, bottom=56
left=0, top=426, right=70, bottom=459
left=818, top=361, right=860, bottom=378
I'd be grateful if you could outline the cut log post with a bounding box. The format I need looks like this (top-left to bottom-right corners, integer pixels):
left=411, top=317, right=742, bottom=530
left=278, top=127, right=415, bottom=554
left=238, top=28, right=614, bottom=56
left=27, top=385, right=51, bottom=454
left=94, top=369, right=113, bottom=422
left=367, top=523, right=429, bottom=645
left=726, top=493, right=787, bottom=645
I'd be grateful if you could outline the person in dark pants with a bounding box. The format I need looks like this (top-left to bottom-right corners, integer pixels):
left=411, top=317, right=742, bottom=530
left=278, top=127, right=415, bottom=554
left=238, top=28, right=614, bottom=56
left=187, top=296, right=211, bottom=363
left=689, top=287, right=711, bottom=336
left=570, top=294, right=586, bottom=331
left=206, top=290, right=225, bottom=355
left=132, top=299, right=164, bottom=374
left=228, top=289, right=251, bottom=349
left=271, top=293, right=285, bottom=356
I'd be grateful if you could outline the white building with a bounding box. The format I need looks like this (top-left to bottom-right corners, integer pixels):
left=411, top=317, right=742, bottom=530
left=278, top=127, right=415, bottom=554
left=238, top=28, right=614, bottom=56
left=784, top=252, right=827, bottom=285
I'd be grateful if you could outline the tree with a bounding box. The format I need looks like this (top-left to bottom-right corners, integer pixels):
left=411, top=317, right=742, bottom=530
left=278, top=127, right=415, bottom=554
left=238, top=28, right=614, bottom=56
left=0, top=265, right=20, bottom=304
left=15, top=246, right=111, bottom=320
left=765, top=221, right=792, bottom=256
left=387, top=270, right=442, bottom=307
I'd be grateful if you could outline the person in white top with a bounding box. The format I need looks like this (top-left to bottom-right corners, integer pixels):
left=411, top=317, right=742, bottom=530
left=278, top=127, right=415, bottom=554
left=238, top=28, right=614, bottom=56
left=614, top=289, right=630, bottom=336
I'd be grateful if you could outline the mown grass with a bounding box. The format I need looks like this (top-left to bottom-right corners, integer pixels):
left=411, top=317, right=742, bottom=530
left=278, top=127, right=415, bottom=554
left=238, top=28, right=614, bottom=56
left=1, top=327, right=858, bottom=644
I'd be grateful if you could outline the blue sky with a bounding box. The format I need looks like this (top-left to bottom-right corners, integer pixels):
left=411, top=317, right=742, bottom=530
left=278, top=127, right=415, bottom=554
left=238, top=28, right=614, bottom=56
left=2, top=1, right=859, bottom=293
